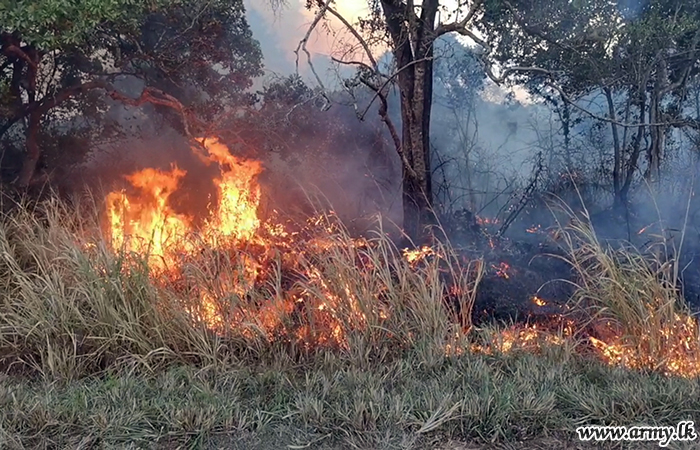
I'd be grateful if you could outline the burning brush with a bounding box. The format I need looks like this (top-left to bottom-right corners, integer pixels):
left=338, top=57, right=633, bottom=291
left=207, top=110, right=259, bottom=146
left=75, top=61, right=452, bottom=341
left=99, top=138, right=700, bottom=378
left=102, top=137, right=484, bottom=352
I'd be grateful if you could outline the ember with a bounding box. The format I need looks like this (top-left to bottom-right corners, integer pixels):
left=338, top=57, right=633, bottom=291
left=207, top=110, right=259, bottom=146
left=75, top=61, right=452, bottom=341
left=476, top=216, right=499, bottom=226
left=526, top=224, right=542, bottom=233
left=492, top=262, right=511, bottom=279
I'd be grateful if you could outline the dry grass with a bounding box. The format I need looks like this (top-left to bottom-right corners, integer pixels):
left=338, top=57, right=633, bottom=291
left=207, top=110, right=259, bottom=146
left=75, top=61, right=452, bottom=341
left=0, top=196, right=483, bottom=381
left=1, top=194, right=699, bottom=448
left=551, top=200, right=700, bottom=377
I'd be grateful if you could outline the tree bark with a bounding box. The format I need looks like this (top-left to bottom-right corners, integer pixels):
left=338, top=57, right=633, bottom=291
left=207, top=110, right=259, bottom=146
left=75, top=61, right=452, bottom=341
left=380, top=0, right=437, bottom=243
left=619, top=95, right=646, bottom=207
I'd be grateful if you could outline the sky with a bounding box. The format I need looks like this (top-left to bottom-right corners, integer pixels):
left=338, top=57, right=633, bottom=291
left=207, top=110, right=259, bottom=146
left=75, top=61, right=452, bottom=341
left=243, top=0, right=470, bottom=82
left=243, top=0, right=367, bottom=78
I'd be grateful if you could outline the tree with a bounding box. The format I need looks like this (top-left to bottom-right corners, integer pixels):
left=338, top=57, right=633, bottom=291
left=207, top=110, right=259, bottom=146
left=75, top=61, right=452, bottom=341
left=285, top=0, right=544, bottom=242
left=477, top=0, right=700, bottom=209
left=230, top=74, right=401, bottom=227
left=1, top=0, right=263, bottom=187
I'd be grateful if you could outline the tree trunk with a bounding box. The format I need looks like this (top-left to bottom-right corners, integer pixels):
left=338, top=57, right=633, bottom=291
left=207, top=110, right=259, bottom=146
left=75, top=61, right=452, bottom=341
left=604, top=87, right=622, bottom=201
left=380, top=0, right=437, bottom=244
left=619, top=96, right=646, bottom=208
left=16, top=109, right=42, bottom=187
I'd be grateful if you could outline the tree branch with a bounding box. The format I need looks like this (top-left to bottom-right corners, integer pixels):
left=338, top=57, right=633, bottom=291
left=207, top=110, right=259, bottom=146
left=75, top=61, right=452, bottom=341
left=435, top=0, right=483, bottom=37
left=294, top=0, right=331, bottom=110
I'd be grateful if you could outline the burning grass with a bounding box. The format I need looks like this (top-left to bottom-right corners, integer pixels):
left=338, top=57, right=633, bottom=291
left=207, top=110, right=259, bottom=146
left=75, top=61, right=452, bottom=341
left=1, top=139, right=700, bottom=447
left=1, top=138, right=700, bottom=382
left=552, top=205, right=700, bottom=378
left=0, top=204, right=484, bottom=379
left=0, top=140, right=484, bottom=380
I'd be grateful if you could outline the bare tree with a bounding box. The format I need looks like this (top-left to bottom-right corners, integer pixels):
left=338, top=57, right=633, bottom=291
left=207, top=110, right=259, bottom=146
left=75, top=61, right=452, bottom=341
left=279, top=0, right=497, bottom=242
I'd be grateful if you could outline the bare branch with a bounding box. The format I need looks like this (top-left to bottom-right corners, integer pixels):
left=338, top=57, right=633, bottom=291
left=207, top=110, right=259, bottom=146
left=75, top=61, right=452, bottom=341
left=325, top=5, right=379, bottom=72
left=108, top=86, right=205, bottom=137
left=294, top=0, right=331, bottom=109
left=435, top=0, right=483, bottom=37
left=342, top=56, right=435, bottom=121
left=359, top=76, right=418, bottom=182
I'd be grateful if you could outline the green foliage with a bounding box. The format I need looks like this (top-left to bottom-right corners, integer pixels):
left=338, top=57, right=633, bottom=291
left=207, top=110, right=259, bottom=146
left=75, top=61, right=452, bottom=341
left=0, top=0, right=160, bottom=48
left=479, top=0, right=700, bottom=98
left=0, top=0, right=263, bottom=182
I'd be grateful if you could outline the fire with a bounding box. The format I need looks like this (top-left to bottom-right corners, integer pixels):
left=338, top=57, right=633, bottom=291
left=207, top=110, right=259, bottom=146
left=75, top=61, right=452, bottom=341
left=199, top=137, right=263, bottom=242
left=100, top=137, right=700, bottom=378
left=102, top=137, right=394, bottom=349
left=403, top=246, right=435, bottom=266
left=106, top=138, right=264, bottom=269
left=469, top=321, right=574, bottom=355
left=587, top=314, right=700, bottom=378
left=105, top=166, right=191, bottom=271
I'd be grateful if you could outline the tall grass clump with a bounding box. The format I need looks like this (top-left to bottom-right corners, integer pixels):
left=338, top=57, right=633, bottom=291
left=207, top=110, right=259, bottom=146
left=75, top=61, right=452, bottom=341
left=0, top=197, right=227, bottom=381
left=0, top=195, right=484, bottom=380
left=552, top=202, right=700, bottom=378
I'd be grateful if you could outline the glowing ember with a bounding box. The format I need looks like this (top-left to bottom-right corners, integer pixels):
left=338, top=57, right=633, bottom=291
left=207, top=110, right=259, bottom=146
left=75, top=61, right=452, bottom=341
left=637, top=224, right=652, bottom=235
left=526, top=224, right=542, bottom=233
left=476, top=216, right=499, bottom=226
left=533, top=296, right=546, bottom=306
left=492, top=262, right=510, bottom=279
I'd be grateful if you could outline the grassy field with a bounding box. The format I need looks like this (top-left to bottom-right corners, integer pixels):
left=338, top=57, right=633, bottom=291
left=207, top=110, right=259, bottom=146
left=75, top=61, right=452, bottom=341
left=3, top=349, right=699, bottom=449
left=1, top=196, right=699, bottom=449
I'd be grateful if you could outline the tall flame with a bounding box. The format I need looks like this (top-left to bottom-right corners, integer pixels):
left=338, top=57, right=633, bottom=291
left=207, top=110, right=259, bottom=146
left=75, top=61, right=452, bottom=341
left=199, top=137, right=263, bottom=242
left=105, top=137, right=263, bottom=271
left=106, top=166, right=191, bottom=271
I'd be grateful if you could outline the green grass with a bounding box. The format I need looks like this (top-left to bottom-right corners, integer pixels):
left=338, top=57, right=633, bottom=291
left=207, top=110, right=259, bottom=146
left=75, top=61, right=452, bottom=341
left=2, top=350, right=699, bottom=449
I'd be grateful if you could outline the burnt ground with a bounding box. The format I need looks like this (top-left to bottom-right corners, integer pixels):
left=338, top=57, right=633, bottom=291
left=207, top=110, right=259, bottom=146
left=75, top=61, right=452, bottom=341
left=441, top=209, right=700, bottom=328
left=462, top=233, right=575, bottom=327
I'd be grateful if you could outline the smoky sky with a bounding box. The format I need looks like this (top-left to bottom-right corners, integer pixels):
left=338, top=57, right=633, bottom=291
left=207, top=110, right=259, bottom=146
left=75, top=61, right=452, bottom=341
left=243, top=0, right=367, bottom=89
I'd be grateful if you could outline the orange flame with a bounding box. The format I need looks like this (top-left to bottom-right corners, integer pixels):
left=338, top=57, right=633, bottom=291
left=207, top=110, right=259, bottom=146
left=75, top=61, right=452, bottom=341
left=105, top=166, right=191, bottom=271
